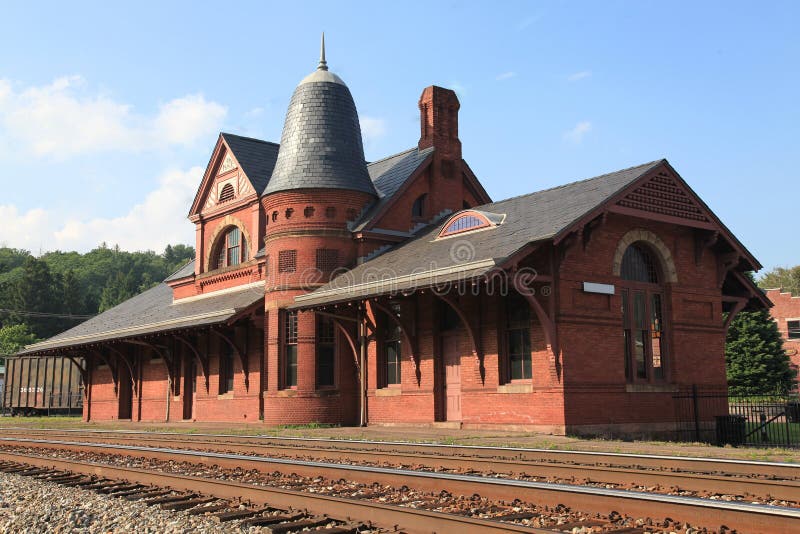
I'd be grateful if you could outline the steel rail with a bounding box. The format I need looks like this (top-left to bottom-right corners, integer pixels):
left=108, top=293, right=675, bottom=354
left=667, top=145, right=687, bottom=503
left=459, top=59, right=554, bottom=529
left=1, top=430, right=797, bottom=501
left=0, top=450, right=545, bottom=534
left=1, top=437, right=798, bottom=533
left=3, top=426, right=797, bottom=477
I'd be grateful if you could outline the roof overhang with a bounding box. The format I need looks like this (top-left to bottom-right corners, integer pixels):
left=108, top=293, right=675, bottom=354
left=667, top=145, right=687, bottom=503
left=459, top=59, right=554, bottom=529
left=291, top=258, right=497, bottom=310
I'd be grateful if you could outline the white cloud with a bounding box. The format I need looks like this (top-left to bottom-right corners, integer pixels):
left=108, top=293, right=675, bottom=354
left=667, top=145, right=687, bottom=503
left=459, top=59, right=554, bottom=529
left=360, top=116, right=387, bottom=144
left=0, top=76, right=227, bottom=158
left=563, top=121, right=592, bottom=144
left=0, top=167, right=201, bottom=253
left=568, top=70, right=592, bottom=82
left=496, top=71, right=517, bottom=81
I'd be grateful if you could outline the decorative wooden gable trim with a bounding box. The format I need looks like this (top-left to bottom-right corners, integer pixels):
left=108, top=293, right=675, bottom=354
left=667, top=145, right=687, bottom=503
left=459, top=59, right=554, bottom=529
left=608, top=167, right=713, bottom=229
left=189, top=136, right=257, bottom=219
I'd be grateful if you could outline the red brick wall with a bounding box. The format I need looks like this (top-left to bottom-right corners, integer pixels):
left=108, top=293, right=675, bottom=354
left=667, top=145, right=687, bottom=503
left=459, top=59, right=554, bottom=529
left=766, top=289, right=800, bottom=387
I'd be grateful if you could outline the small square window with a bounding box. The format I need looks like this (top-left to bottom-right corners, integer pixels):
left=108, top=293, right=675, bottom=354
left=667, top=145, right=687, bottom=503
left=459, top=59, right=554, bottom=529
left=316, top=249, right=339, bottom=272
left=788, top=320, right=800, bottom=340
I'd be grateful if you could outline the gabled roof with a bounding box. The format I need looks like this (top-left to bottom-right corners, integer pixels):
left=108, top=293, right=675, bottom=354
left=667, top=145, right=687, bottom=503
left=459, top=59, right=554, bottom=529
left=220, top=133, right=280, bottom=194
left=351, top=146, right=435, bottom=231
left=164, top=259, right=195, bottom=282
left=292, top=160, right=667, bottom=308
left=18, top=283, right=264, bottom=356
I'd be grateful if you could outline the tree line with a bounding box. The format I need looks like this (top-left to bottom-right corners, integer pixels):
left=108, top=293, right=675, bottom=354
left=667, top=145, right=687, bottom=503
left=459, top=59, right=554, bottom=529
left=0, top=244, right=194, bottom=364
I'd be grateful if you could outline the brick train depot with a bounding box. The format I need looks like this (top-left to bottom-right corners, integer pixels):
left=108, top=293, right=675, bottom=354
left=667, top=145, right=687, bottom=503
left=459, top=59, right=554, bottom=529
left=14, top=44, right=768, bottom=437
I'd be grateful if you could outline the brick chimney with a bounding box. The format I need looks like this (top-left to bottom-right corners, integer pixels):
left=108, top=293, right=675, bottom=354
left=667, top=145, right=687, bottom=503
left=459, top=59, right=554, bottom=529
left=418, top=86, right=461, bottom=162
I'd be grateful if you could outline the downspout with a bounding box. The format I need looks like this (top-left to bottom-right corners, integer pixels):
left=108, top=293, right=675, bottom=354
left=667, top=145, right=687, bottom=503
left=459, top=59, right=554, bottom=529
left=165, top=374, right=171, bottom=422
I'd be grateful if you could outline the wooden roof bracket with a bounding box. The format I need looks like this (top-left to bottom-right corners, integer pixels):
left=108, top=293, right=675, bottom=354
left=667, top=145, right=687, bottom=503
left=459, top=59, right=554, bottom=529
left=433, top=291, right=484, bottom=384
left=210, top=327, right=249, bottom=390
left=104, top=344, right=138, bottom=396
left=90, top=348, right=119, bottom=394
left=722, top=296, right=748, bottom=335
left=694, top=229, right=719, bottom=266
left=582, top=212, right=608, bottom=252
left=370, top=298, right=421, bottom=386
left=173, top=333, right=210, bottom=393
left=717, top=252, right=741, bottom=288
left=125, top=339, right=175, bottom=385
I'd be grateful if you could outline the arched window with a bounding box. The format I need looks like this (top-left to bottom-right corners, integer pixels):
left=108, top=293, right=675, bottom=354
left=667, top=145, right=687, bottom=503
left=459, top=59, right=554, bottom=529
left=411, top=194, right=427, bottom=218
left=219, top=183, right=235, bottom=203
left=213, top=226, right=248, bottom=269
left=438, top=210, right=494, bottom=237
left=620, top=243, right=666, bottom=382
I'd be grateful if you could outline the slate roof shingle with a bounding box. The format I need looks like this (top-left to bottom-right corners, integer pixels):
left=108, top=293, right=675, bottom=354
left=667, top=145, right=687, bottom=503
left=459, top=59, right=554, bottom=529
left=221, top=133, right=280, bottom=194
left=293, top=160, right=664, bottom=308
left=19, top=283, right=264, bottom=355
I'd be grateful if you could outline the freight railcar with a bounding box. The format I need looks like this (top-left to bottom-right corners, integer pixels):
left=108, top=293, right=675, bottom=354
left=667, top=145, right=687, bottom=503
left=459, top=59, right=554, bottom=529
left=1, top=356, right=84, bottom=416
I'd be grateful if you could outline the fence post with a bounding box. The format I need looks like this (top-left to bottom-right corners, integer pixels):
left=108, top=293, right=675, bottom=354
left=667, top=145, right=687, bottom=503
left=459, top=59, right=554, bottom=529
left=692, top=384, right=700, bottom=442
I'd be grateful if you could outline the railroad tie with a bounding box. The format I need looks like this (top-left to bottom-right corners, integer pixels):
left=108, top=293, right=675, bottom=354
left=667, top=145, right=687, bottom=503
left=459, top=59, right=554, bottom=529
left=262, top=517, right=331, bottom=534
left=99, top=484, right=142, bottom=495
left=145, top=493, right=198, bottom=506
left=160, top=497, right=216, bottom=511
left=239, top=512, right=305, bottom=527
left=123, top=489, right=172, bottom=501
left=214, top=507, right=275, bottom=522
left=184, top=503, right=230, bottom=516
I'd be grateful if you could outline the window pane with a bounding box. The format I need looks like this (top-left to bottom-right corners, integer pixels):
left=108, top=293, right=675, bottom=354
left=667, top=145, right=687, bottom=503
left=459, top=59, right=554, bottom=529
left=621, top=289, right=629, bottom=326
left=623, top=329, right=631, bottom=380
left=508, top=329, right=531, bottom=380
left=217, top=247, right=226, bottom=269
left=633, top=291, right=646, bottom=329
left=286, top=345, right=297, bottom=387
left=317, top=346, right=335, bottom=387
left=386, top=341, right=401, bottom=384
left=789, top=320, right=800, bottom=339
left=228, top=245, right=240, bottom=266
left=651, top=294, right=664, bottom=379
left=635, top=330, right=647, bottom=378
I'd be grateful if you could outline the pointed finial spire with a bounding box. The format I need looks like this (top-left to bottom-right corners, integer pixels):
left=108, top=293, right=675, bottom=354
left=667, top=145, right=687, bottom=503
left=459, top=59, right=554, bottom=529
left=318, top=32, right=328, bottom=71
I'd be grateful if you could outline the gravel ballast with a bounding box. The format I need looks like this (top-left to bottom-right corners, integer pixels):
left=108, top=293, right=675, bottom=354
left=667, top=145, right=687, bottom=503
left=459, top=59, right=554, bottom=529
left=0, top=471, right=245, bottom=533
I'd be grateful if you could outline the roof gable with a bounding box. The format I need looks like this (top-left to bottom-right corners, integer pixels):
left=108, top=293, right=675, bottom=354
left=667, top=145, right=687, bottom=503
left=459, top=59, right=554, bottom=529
left=189, top=134, right=279, bottom=218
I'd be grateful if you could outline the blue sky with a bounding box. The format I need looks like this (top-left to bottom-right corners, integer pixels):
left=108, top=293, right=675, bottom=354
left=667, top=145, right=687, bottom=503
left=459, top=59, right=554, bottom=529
left=0, top=1, right=797, bottom=272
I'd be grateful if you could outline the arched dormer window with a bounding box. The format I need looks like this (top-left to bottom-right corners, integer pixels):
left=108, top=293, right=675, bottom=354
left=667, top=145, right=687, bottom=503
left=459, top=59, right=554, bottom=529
left=411, top=193, right=427, bottom=219
left=212, top=226, right=248, bottom=269
left=619, top=242, right=667, bottom=382
left=438, top=210, right=503, bottom=238
left=219, top=183, right=235, bottom=203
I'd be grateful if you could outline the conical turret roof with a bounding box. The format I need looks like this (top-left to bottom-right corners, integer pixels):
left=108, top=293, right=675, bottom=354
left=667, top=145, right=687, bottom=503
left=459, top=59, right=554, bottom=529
left=264, top=35, right=377, bottom=197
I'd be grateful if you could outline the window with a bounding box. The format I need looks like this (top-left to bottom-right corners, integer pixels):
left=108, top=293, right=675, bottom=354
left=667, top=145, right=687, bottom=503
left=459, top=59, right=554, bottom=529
left=219, top=183, right=235, bottom=203
left=506, top=293, right=532, bottom=380
left=304, top=206, right=315, bottom=218
left=285, top=208, right=294, bottom=219
left=620, top=243, right=667, bottom=382
left=212, top=226, right=248, bottom=269
left=317, top=316, right=336, bottom=387
left=789, top=320, right=800, bottom=340
left=219, top=343, right=234, bottom=394
left=283, top=310, right=298, bottom=388
left=382, top=304, right=402, bottom=386
left=278, top=250, right=297, bottom=273
left=272, top=211, right=278, bottom=222
left=412, top=193, right=427, bottom=218
left=325, top=206, right=336, bottom=219
left=316, top=249, right=339, bottom=272
left=438, top=211, right=492, bottom=237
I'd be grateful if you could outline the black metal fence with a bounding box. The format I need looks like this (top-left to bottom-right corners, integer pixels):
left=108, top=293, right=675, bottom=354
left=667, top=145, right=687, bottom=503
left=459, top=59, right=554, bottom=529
left=673, top=386, right=800, bottom=448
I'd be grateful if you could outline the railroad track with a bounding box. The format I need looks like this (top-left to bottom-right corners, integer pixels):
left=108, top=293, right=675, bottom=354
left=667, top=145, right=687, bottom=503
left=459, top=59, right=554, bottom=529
left=0, top=452, right=540, bottom=534
left=1, top=428, right=798, bottom=503
left=1, top=436, right=798, bottom=533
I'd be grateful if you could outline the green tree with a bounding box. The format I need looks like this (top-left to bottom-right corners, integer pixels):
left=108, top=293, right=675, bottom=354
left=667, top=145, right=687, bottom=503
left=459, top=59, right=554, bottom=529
left=758, top=265, right=800, bottom=296
left=10, top=256, right=61, bottom=338
left=726, top=310, right=797, bottom=395
left=99, top=271, right=136, bottom=312
left=0, top=324, right=38, bottom=365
